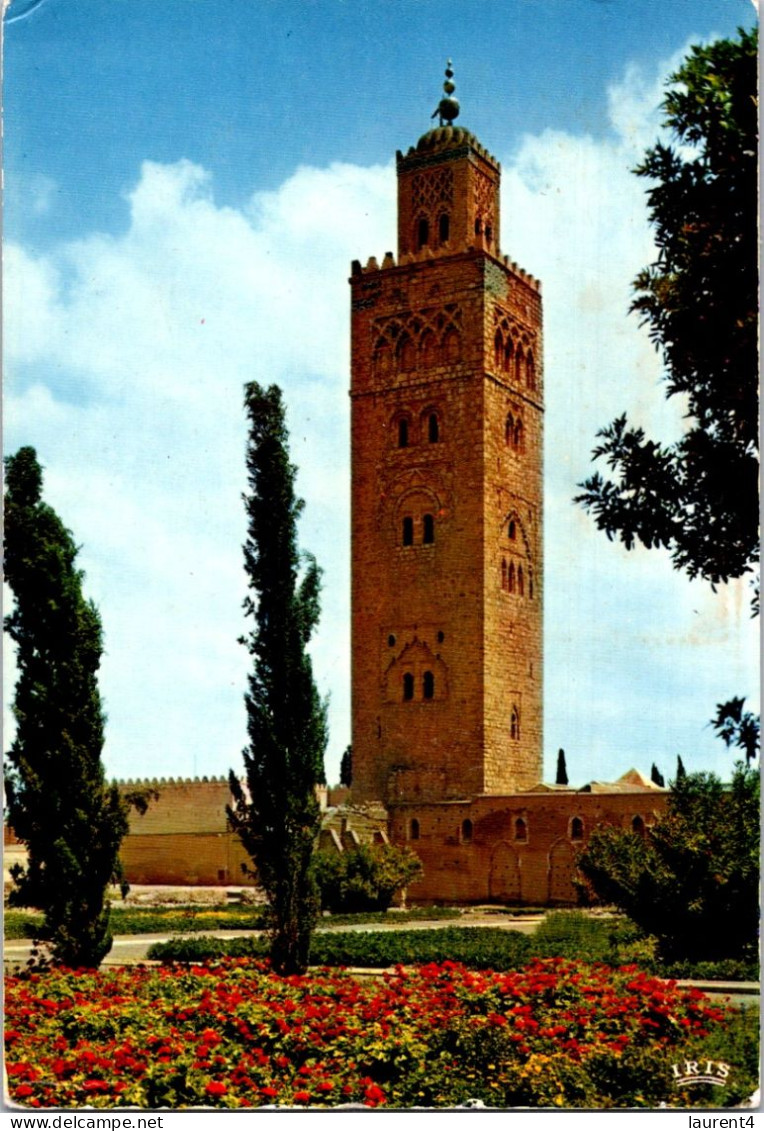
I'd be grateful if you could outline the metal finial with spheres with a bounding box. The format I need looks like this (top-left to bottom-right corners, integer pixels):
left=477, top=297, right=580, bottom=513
left=432, top=60, right=460, bottom=126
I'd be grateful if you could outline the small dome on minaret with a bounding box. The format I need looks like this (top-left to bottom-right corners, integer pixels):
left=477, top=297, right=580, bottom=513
left=432, top=60, right=460, bottom=126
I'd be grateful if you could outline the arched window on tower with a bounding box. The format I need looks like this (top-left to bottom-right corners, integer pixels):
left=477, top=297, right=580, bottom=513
left=399, top=336, right=416, bottom=372
left=526, top=352, right=536, bottom=390
left=443, top=328, right=461, bottom=363
left=632, top=815, right=645, bottom=837
left=494, top=330, right=503, bottom=371
left=528, top=569, right=534, bottom=600
left=504, top=338, right=514, bottom=372
left=461, top=818, right=473, bottom=844
left=422, top=513, right=435, bottom=544
left=518, top=565, right=525, bottom=596
left=409, top=817, right=420, bottom=841
left=438, top=213, right=450, bottom=244
left=402, top=516, right=414, bottom=546
left=515, top=347, right=525, bottom=385
left=484, top=223, right=493, bottom=247
left=417, top=217, right=430, bottom=250
left=514, top=419, right=524, bottom=452
left=508, top=562, right=516, bottom=593
left=423, top=670, right=434, bottom=700
left=510, top=706, right=520, bottom=741
left=421, top=331, right=438, bottom=368
left=474, top=217, right=483, bottom=236
left=398, top=417, right=409, bottom=448
left=428, top=413, right=440, bottom=443
left=505, top=413, right=515, bottom=446
left=501, top=558, right=507, bottom=591
left=515, top=817, right=527, bottom=842
left=374, top=340, right=392, bottom=377
left=508, top=520, right=516, bottom=541
left=403, top=672, right=414, bottom=701
left=570, top=817, right=584, bottom=841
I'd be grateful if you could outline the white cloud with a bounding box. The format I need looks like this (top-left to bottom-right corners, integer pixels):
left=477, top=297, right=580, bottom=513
left=4, top=48, right=757, bottom=788
left=4, top=156, right=395, bottom=782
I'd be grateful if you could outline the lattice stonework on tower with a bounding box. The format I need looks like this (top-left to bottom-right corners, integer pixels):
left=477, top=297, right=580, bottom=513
left=350, top=80, right=543, bottom=806
left=473, top=168, right=496, bottom=239
left=412, top=168, right=454, bottom=211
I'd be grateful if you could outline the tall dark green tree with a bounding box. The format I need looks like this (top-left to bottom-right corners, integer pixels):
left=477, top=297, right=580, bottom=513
left=576, top=29, right=758, bottom=596
left=228, top=383, right=327, bottom=975
left=555, top=748, right=568, bottom=786
left=4, top=447, right=131, bottom=968
left=339, top=744, right=353, bottom=787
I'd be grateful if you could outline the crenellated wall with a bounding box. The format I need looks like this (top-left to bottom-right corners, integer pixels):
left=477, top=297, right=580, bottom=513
left=116, top=777, right=254, bottom=886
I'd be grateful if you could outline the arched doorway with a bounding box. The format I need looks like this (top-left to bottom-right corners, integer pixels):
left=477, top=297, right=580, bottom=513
left=489, top=841, right=521, bottom=902
left=547, top=838, right=576, bottom=904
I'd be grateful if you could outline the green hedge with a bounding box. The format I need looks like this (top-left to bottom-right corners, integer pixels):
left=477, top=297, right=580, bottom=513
left=146, top=912, right=760, bottom=981
left=148, top=926, right=534, bottom=968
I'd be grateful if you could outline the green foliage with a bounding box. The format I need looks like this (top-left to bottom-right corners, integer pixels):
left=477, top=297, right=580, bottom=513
left=147, top=934, right=269, bottom=962
left=530, top=911, right=652, bottom=966
left=711, top=696, right=760, bottom=764
left=149, top=926, right=534, bottom=968
left=146, top=912, right=758, bottom=980
left=312, top=843, right=423, bottom=913
left=3, top=447, right=134, bottom=968
left=339, top=745, right=352, bottom=786
left=227, top=384, right=328, bottom=975
left=576, top=28, right=758, bottom=595
left=3, top=912, right=45, bottom=941
left=576, top=764, right=760, bottom=962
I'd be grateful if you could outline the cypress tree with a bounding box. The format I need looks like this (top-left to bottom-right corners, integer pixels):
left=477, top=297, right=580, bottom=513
left=4, top=446, right=131, bottom=968
left=555, top=748, right=568, bottom=786
left=228, top=384, right=327, bottom=975
left=675, top=754, right=687, bottom=781
left=340, top=745, right=353, bottom=787
left=650, top=763, right=666, bottom=788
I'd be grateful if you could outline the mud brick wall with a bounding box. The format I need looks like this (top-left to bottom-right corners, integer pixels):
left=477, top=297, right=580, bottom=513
left=117, top=777, right=254, bottom=886
left=388, top=789, right=667, bottom=905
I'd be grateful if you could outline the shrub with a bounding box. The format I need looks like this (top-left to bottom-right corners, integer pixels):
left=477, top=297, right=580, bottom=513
left=530, top=911, right=655, bottom=966
left=577, top=765, right=760, bottom=963
left=312, top=843, right=423, bottom=913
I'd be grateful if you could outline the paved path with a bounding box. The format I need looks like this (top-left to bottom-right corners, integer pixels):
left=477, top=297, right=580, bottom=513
left=4, top=915, right=545, bottom=967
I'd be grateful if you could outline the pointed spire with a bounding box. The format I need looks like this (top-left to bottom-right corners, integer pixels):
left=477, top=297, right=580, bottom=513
left=432, top=59, right=460, bottom=126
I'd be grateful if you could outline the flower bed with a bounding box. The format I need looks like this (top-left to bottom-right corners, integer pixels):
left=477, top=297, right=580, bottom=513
left=5, top=958, right=758, bottom=1109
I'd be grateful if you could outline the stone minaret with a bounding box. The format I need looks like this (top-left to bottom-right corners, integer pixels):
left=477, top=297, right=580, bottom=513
left=350, top=65, right=543, bottom=804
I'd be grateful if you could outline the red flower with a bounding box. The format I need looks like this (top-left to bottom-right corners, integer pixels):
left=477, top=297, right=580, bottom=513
left=14, top=1085, right=35, bottom=1099
left=364, top=1084, right=386, bottom=1107
left=293, top=1090, right=311, bottom=1104
left=205, top=1081, right=227, bottom=1097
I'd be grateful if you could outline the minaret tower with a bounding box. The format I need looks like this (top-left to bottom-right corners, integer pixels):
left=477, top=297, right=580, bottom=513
left=350, top=66, right=543, bottom=804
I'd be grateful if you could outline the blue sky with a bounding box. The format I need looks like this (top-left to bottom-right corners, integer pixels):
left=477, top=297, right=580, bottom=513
left=4, top=0, right=758, bottom=788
